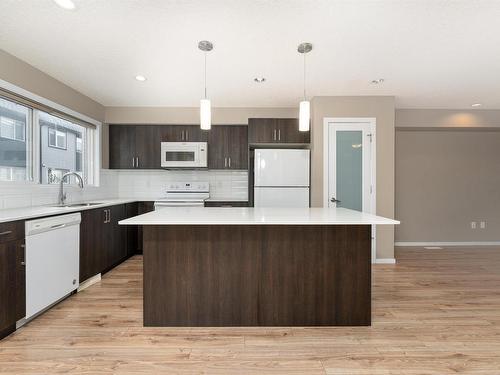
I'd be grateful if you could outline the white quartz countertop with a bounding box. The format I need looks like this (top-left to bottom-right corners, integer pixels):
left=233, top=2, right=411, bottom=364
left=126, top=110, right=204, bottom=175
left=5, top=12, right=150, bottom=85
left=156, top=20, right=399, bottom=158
left=119, top=207, right=399, bottom=226
left=0, top=198, right=138, bottom=223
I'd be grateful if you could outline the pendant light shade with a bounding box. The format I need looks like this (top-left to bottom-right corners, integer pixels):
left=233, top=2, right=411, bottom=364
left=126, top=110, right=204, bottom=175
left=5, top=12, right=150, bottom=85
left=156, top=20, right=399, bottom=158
left=200, top=99, right=211, bottom=130
left=297, top=42, right=312, bottom=132
left=299, top=100, right=310, bottom=131
left=198, top=40, right=213, bottom=130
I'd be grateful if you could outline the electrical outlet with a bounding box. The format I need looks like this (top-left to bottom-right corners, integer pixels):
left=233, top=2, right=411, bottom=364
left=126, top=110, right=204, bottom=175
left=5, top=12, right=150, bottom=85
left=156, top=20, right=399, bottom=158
left=471, top=221, right=477, bottom=229
left=480, top=221, right=486, bottom=229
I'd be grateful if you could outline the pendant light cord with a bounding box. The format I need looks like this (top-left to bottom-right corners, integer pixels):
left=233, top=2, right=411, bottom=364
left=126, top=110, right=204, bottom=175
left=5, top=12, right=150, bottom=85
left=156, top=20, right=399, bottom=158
left=303, top=52, right=306, bottom=100
left=204, top=52, right=207, bottom=99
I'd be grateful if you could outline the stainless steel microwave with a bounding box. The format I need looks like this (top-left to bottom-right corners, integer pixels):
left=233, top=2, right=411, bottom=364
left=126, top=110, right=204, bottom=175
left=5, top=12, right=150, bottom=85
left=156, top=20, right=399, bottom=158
left=160, top=142, right=208, bottom=168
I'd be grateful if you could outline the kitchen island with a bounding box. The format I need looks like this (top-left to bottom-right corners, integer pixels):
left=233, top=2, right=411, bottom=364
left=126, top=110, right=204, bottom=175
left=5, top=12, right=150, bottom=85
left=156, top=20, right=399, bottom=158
left=120, top=207, right=398, bottom=327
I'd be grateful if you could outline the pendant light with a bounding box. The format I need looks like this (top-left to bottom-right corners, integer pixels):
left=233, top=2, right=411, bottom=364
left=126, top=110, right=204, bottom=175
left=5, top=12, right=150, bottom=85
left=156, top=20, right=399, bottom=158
left=298, top=42, right=312, bottom=132
left=198, top=40, right=213, bottom=130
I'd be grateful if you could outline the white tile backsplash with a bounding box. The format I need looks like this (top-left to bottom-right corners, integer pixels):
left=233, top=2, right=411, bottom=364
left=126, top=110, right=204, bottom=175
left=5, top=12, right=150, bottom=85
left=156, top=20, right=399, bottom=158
left=0, top=169, right=248, bottom=209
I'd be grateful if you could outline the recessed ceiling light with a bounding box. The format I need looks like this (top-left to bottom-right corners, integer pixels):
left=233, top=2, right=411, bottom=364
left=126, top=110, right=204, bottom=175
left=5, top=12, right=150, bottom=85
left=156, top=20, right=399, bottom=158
left=53, top=0, right=76, bottom=10
left=471, top=103, right=482, bottom=107
left=254, top=77, right=266, bottom=83
left=135, top=75, right=147, bottom=82
left=371, top=78, right=385, bottom=84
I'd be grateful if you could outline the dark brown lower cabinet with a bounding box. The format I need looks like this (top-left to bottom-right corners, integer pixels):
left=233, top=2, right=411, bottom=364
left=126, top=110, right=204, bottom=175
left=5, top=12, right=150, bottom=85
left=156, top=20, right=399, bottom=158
left=125, top=203, right=139, bottom=257
left=0, top=220, right=25, bottom=340
left=80, top=203, right=141, bottom=283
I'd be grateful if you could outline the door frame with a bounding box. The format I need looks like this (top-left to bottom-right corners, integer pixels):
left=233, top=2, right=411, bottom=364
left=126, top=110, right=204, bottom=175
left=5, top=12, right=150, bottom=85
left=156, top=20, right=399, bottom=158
left=323, top=117, right=377, bottom=260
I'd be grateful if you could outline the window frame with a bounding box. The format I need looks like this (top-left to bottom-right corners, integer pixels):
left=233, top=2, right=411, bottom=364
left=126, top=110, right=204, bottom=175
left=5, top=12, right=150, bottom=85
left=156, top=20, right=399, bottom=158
left=0, top=84, right=101, bottom=187
left=47, top=128, right=68, bottom=150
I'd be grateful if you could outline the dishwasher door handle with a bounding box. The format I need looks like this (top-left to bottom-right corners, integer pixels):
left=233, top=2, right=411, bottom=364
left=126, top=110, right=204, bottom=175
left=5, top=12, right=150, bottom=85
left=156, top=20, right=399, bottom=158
left=50, top=223, right=66, bottom=229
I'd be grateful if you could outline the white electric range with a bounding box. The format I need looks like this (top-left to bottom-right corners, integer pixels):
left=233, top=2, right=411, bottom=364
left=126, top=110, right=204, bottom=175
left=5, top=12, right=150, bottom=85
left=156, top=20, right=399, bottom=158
left=154, top=181, right=210, bottom=209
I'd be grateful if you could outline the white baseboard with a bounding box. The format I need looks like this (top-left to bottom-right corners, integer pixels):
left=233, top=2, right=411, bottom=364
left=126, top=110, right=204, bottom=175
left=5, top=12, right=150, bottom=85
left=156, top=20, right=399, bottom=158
left=395, top=241, right=500, bottom=247
left=77, top=273, right=101, bottom=292
left=374, top=258, right=396, bottom=264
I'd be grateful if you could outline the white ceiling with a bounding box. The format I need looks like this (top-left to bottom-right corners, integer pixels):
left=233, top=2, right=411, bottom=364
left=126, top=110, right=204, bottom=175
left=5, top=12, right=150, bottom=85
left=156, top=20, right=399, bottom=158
left=1, top=0, right=500, bottom=109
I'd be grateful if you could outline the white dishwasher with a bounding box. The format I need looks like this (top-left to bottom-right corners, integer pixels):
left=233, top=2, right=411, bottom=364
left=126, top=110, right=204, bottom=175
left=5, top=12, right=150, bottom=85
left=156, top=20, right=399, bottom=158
left=25, top=213, right=81, bottom=319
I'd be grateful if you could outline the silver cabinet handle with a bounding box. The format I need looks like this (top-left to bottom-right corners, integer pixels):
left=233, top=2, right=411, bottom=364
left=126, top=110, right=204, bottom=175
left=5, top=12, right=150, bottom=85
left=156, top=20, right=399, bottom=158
left=224, top=157, right=227, bottom=168
left=278, top=129, right=281, bottom=141
left=108, top=209, right=112, bottom=223
left=104, top=209, right=109, bottom=223
left=132, top=158, right=135, bottom=168
left=136, top=157, right=139, bottom=168
left=273, top=129, right=276, bottom=141
left=228, top=157, right=231, bottom=168
left=0, top=230, right=12, bottom=236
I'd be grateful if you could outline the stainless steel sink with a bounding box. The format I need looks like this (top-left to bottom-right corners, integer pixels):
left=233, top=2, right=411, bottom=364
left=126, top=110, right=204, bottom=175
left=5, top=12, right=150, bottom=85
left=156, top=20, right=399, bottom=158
left=51, top=202, right=104, bottom=208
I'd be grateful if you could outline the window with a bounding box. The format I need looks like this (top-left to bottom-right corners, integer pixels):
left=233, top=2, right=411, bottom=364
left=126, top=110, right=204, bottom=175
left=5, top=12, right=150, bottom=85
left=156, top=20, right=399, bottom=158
left=48, top=128, right=67, bottom=149
left=0, top=97, right=31, bottom=182
left=0, top=92, right=98, bottom=185
left=39, top=112, right=87, bottom=185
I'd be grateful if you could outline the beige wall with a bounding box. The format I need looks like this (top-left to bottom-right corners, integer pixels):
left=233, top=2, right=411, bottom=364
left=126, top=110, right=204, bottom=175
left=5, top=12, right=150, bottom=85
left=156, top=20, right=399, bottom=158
left=396, top=108, right=500, bottom=129
left=396, top=129, right=500, bottom=242
left=310, top=96, right=396, bottom=259
left=0, top=49, right=104, bottom=121
left=105, top=106, right=298, bottom=124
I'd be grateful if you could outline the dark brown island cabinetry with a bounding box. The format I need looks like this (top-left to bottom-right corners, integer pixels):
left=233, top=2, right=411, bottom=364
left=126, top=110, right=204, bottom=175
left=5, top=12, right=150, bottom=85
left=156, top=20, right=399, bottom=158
left=208, top=125, right=248, bottom=169
left=0, top=221, right=25, bottom=339
left=79, top=203, right=138, bottom=283
left=248, top=118, right=310, bottom=144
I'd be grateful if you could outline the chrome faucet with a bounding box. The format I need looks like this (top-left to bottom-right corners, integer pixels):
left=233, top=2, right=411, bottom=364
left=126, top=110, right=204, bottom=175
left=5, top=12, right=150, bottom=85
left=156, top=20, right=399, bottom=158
left=58, top=172, right=84, bottom=206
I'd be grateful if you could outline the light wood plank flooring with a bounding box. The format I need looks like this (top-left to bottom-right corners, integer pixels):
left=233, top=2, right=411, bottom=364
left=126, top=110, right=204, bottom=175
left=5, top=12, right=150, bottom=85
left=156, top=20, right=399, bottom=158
left=1, top=247, right=500, bottom=374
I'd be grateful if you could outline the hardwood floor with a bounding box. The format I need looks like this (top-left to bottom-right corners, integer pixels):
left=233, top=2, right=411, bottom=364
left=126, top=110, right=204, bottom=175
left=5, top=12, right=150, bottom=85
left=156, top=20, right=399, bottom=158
left=1, top=247, right=500, bottom=374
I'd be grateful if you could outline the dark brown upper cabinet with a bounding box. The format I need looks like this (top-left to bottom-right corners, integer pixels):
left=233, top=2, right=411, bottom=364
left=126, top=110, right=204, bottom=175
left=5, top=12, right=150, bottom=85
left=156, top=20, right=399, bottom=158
left=159, top=125, right=208, bottom=142
left=109, top=125, right=210, bottom=169
left=248, top=118, right=310, bottom=144
left=109, top=125, right=160, bottom=169
left=208, top=125, right=248, bottom=170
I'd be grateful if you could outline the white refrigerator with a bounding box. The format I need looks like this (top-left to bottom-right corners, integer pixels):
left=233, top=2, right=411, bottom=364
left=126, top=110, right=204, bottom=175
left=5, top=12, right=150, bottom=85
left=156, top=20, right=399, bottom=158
left=254, top=149, right=310, bottom=207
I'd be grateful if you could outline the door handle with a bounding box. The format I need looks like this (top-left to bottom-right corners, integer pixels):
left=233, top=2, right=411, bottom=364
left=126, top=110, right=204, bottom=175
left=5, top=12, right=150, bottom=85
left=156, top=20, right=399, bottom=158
left=136, top=157, right=139, bottom=168
left=132, top=157, right=135, bottom=168
left=278, top=129, right=281, bottom=141
left=0, top=230, right=12, bottom=236
left=228, top=157, right=231, bottom=168
left=273, top=129, right=276, bottom=141
left=224, top=157, right=227, bottom=168
left=330, top=197, right=341, bottom=203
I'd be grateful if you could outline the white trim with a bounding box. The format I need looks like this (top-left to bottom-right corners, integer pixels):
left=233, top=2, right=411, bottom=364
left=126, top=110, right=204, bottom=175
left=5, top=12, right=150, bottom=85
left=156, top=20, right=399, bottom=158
left=374, top=258, right=396, bottom=264
left=395, top=241, right=500, bottom=247
left=323, top=117, right=377, bottom=262
left=77, top=273, right=101, bottom=292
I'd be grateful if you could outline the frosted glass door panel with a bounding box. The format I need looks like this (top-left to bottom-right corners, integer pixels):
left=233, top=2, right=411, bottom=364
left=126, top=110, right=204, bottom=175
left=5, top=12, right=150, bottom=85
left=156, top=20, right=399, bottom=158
left=336, top=131, right=362, bottom=211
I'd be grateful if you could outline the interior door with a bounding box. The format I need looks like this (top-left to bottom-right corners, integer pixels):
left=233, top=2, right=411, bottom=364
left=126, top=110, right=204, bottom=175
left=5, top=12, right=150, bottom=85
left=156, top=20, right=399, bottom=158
left=326, top=120, right=376, bottom=259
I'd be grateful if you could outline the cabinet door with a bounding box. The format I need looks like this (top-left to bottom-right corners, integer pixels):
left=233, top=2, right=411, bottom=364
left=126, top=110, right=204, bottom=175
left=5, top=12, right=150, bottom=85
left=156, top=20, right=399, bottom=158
left=15, top=241, right=25, bottom=321
left=109, top=125, right=136, bottom=169
left=106, top=205, right=127, bottom=269
left=277, top=118, right=310, bottom=143
left=0, top=240, right=18, bottom=336
left=248, top=118, right=279, bottom=143
left=184, top=125, right=208, bottom=142
left=208, top=126, right=227, bottom=169
left=135, top=125, right=161, bottom=169
left=80, top=208, right=107, bottom=282
left=159, top=125, right=186, bottom=142
left=226, top=125, right=248, bottom=169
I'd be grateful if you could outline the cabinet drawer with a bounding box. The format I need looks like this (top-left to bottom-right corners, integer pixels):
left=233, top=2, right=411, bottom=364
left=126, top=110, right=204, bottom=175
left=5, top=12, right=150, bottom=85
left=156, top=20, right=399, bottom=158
left=0, top=221, right=24, bottom=244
